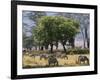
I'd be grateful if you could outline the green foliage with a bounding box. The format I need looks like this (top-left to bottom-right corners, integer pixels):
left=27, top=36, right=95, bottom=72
left=66, top=48, right=89, bottom=54
left=33, top=16, right=79, bottom=42
left=32, top=16, right=80, bottom=52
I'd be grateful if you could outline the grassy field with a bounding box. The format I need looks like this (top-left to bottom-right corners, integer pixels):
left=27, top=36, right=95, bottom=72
left=22, top=51, right=90, bottom=68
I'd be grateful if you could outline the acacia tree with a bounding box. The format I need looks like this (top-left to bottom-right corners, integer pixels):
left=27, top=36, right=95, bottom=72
left=33, top=16, right=60, bottom=52
left=56, top=13, right=89, bottom=48
left=68, top=19, right=80, bottom=48
left=33, top=16, right=79, bottom=53
left=58, top=19, right=79, bottom=52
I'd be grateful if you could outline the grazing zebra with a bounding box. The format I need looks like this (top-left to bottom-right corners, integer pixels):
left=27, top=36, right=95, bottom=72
left=78, top=55, right=89, bottom=64
left=40, top=54, right=48, bottom=60
left=48, top=56, right=58, bottom=66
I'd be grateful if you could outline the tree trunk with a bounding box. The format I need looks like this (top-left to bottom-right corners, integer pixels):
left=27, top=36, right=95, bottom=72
left=56, top=46, right=58, bottom=50
left=45, top=44, right=48, bottom=50
left=81, top=27, right=85, bottom=48
left=85, top=28, right=87, bottom=48
left=71, top=38, right=75, bottom=48
left=82, top=31, right=85, bottom=48
left=83, top=39, right=86, bottom=48
left=35, top=46, right=37, bottom=50
left=39, top=45, right=41, bottom=50
left=87, top=38, right=89, bottom=48
left=50, top=43, right=53, bottom=53
left=41, top=46, right=44, bottom=50
left=62, top=43, right=67, bottom=53
left=85, top=28, right=89, bottom=48
left=55, top=42, right=58, bottom=50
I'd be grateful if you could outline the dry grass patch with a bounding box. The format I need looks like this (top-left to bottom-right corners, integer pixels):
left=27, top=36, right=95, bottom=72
left=23, top=54, right=90, bottom=68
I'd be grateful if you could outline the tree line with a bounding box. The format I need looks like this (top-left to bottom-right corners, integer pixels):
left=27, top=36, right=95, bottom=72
left=22, top=11, right=90, bottom=53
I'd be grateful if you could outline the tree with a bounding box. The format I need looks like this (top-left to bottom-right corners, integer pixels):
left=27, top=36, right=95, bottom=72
left=33, top=16, right=60, bottom=52
left=58, top=19, right=79, bottom=52
left=23, top=11, right=47, bottom=50
left=22, top=22, right=33, bottom=49
left=33, top=16, right=80, bottom=53
left=56, top=13, right=89, bottom=48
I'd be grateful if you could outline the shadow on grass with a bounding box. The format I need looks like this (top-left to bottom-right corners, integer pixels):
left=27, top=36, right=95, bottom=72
left=23, top=63, right=90, bottom=69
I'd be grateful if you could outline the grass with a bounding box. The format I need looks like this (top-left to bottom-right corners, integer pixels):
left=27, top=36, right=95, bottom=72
left=22, top=51, right=90, bottom=69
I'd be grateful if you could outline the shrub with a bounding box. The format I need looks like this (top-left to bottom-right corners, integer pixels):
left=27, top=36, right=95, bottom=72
left=66, top=48, right=89, bottom=54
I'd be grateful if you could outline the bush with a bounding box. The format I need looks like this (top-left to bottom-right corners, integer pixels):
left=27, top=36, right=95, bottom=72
left=66, top=48, right=89, bottom=54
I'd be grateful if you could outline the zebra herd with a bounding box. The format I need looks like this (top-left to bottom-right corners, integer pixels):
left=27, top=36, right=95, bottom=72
left=23, top=50, right=89, bottom=67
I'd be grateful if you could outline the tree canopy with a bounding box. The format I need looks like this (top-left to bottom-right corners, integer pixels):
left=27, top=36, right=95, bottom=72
left=32, top=16, right=80, bottom=53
